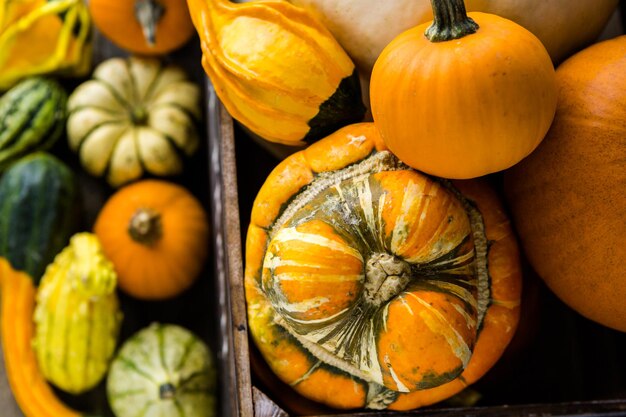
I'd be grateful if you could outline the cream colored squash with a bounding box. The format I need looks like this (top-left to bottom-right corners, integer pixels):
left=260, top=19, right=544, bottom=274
left=288, top=0, right=618, bottom=73
left=67, top=56, right=201, bottom=187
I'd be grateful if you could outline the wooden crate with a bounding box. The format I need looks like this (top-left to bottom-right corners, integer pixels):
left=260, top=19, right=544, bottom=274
left=208, top=5, right=626, bottom=417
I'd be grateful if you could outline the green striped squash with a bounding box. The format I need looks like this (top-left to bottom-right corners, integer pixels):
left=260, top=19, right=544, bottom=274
left=0, top=152, right=77, bottom=283
left=107, top=323, right=216, bottom=417
left=0, top=78, right=68, bottom=172
left=33, top=232, right=122, bottom=394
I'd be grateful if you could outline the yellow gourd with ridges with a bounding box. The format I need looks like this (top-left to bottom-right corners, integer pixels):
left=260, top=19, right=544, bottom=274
left=33, top=233, right=122, bottom=394
left=187, top=0, right=365, bottom=146
left=0, top=0, right=91, bottom=90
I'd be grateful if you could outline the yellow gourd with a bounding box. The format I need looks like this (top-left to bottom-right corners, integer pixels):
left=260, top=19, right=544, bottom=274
left=187, top=0, right=365, bottom=146
left=0, top=0, right=91, bottom=90
left=34, top=233, right=122, bottom=394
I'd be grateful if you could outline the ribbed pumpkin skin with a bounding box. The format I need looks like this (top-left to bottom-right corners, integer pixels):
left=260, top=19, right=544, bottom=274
left=187, top=0, right=365, bottom=145
left=67, top=57, right=201, bottom=187
left=107, top=323, right=216, bottom=417
left=34, top=233, right=122, bottom=394
left=504, top=36, right=626, bottom=332
left=0, top=78, right=67, bottom=172
left=94, top=180, right=209, bottom=300
left=370, top=12, right=557, bottom=179
left=0, top=152, right=77, bottom=283
left=245, top=123, right=521, bottom=410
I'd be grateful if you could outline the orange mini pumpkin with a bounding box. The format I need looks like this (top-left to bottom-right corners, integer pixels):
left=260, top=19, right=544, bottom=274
left=370, top=0, right=557, bottom=179
left=89, top=0, right=196, bottom=55
left=244, top=123, right=522, bottom=410
left=94, top=180, right=209, bottom=300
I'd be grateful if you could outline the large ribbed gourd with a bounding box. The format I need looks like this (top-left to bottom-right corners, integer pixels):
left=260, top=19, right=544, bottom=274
left=187, top=0, right=365, bottom=146
left=0, top=77, right=67, bottom=172
left=245, top=123, right=522, bottom=410
left=34, top=233, right=122, bottom=394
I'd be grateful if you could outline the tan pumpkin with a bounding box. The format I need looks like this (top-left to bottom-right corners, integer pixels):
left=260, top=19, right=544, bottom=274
left=245, top=123, right=522, bottom=410
left=504, top=35, right=626, bottom=332
left=288, top=0, right=618, bottom=73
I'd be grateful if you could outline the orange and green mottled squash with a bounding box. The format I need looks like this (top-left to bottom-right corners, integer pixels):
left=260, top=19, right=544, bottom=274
left=244, top=123, right=522, bottom=410
left=287, top=0, right=617, bottom=73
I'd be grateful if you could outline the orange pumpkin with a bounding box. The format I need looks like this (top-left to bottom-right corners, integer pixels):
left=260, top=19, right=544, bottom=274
left=244, top=123, right=521, bottom=410
left=504, top=35, right=626, bottom=332
left=89, top=0, right=196, bottom=55
left=94, top=180, right=209, bottom=300
left=370, top=0, right=558, bottom=179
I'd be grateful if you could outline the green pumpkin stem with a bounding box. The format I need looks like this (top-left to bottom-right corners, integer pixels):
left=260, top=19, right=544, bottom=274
left=135, top=0, right=165, bottom=46
left=425, top=0, right=479, bottom=42
left=128, top=208, right=163, bottom=246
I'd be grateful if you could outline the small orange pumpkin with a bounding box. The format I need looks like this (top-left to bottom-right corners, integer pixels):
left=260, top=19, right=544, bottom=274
left=89, top=0, right=196, bottom=55
left=370, top=0, right=558, bottom=179
left=94, top=180, right=209, bottom=300
left=245, top=123, right=522, bottom=410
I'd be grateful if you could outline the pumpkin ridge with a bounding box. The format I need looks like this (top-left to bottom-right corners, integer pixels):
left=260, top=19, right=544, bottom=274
left=270, top=151, right=405, bottom=237
left=133, top=58, right=164, bottom=103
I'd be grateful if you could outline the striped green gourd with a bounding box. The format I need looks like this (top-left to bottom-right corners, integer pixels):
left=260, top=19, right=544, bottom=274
left=107, top=323, right=216, bottom=417
left=33, top=232, right=123, bottom=394
left=0, top=152, right=77, bottom=283
left=0, top=77, right=67, bottom=172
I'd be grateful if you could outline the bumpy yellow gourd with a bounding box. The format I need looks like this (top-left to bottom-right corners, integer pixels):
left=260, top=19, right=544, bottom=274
left=0, top=0, right=92, bottom=90
left=187, top=0, right=365, bottom=146
left=33, top=233, right=122, bottom=394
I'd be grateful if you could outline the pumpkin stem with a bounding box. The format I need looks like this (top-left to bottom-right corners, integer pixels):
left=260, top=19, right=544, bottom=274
left=425, top=0, right=479, bottom=42
left=364, top=253, right=411, bottom=307
left=135, top=0, right=165, bottom=47
left=128, top=208, right=163, bottom=246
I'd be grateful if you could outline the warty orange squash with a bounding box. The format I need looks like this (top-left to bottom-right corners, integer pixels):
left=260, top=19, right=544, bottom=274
left=244, top=123, right=522, bottom=410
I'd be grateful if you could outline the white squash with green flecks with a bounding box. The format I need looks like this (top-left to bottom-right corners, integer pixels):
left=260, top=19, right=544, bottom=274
left=107, top=323, right=216, bottom=417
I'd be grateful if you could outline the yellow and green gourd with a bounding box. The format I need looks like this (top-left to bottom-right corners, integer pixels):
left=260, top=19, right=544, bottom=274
left=33, top=232, right=122, bottom=394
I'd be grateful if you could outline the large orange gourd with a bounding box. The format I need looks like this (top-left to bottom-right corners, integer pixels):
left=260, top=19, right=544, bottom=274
left=244, top=123, right=522, bottom=410
left=370, top=0, right=557, bottom=179
left=94, top=180, right=209, bottom=300
left=505, top=36, right=626, bottom=332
